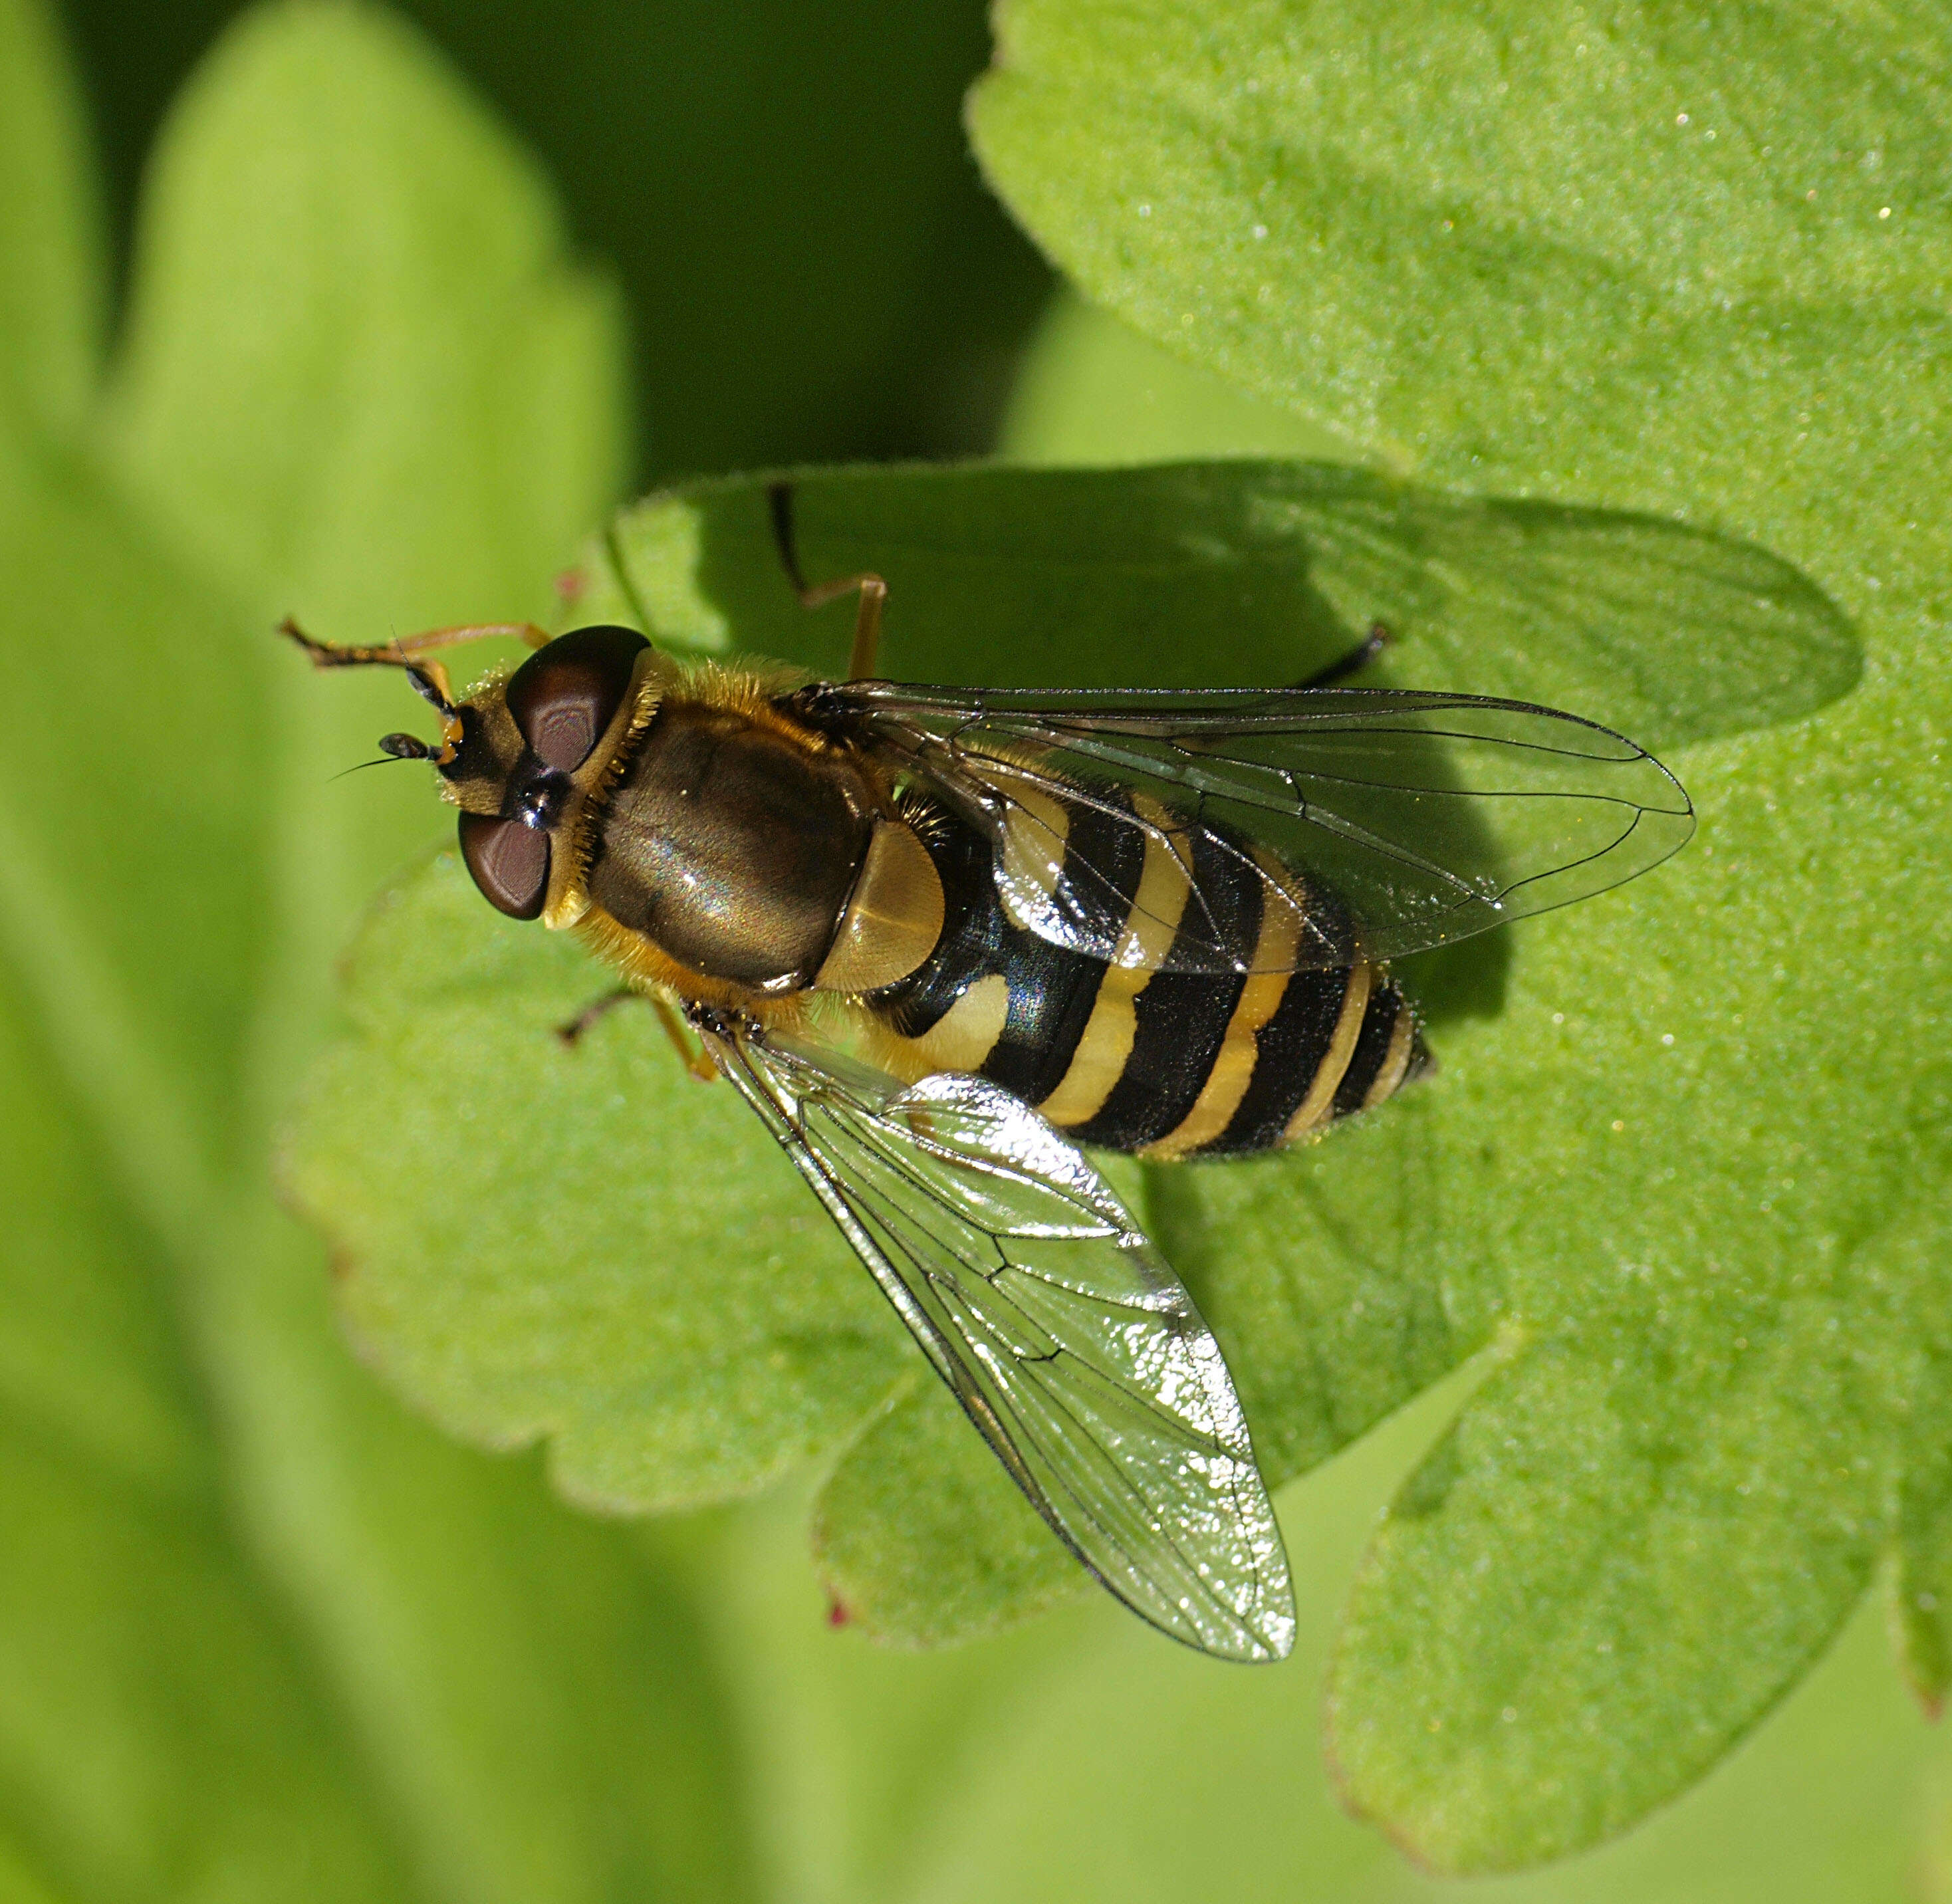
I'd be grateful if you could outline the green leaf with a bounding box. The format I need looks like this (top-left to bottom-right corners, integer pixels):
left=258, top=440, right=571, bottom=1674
left=582, top=461, right=1853, bottom=747
left=781, top=245, right=1952, bottom=1904
left=0, top=1, right=754, bottom=1896
left=288, top=455, right=1851, bottom=1660
left=1003, top=288, right=1348, bottom=467
left=0, top=916, right=416, bottom=1903
left=60, top=0, right=1051, bottom=487
left=1883, top=1193, right=1952, bottom=1719
left=108, top=0, right=625, bottom=636
left=810, top=1379, right=1080, bottom=1646
left=967, top=1, right=1950, bottom=494
left=882, top=1375, right=1952, bottom=1904
left=1899, top=1490, right=1952, bottom=1719
left=287, top=849, right=908, bottom=1509
left=580, top=459, right=1360, bottom=683
left=971, top=1, right=1952, bottom=1868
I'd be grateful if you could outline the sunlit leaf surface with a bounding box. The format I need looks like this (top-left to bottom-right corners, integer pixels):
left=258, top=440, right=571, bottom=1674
left=290, top=451, right=1854, bottom=1701
left=13, top=0, right=1938, bottom=1883
left=969, top=0, right=1952, bottom=1869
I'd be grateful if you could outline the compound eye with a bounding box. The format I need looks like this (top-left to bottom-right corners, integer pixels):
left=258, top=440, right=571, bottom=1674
left=459, top=812, right=550, bottom=919
left=504, top=625, right=649, bottom=773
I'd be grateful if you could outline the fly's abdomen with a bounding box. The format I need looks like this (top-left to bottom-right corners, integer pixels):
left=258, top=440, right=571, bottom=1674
left=1175, top=958, right=1427, bottom=1158
left=870, top=788, right=1429, bottom=1160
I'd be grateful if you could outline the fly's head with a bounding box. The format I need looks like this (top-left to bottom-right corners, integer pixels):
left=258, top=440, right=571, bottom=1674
left=375, top=624, right=655, bottom=923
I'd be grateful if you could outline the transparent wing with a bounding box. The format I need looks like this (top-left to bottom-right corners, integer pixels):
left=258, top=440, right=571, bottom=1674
left=699, top=1014, right=1296, bottom=1663
left=829, top=683, right=1695, bottom=975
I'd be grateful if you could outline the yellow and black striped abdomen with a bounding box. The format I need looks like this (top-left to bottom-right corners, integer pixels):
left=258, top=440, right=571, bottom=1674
left=869, top=789, right=1429, bottom=1160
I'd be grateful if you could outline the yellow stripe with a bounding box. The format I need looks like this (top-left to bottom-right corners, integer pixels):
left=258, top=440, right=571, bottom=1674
left=1141, top=850, right=1305, bottom=1161
left=1038, top=797, right=1191, bottom=1128
left=995, top=783, right=1070, bottom=937
left=1109, top=796, right=1194, bottom=973
left=884, top=973, right=1010, bottom=1076
left=1035, top=999, right=1139, bottom=1128
left=1362, top=998, right=1418, bottom=1110
left=1282, top=961, right=1373, bottom=1145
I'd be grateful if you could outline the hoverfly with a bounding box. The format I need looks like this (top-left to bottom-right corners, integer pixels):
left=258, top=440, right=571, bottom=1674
left=287, top=483, right=1693, bottom=1663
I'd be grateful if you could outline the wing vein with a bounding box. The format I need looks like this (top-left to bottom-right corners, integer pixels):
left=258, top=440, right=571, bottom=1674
left=699, top=1018, right=1296, bottom=1662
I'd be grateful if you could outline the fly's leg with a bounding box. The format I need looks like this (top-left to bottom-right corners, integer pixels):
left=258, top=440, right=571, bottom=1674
left=1294, top=621, right=1390, bottom=690
left=556, top=987, right=717, bottom=1082
left=767, top=480, right=888, bottom=680
left=281, top=616, right=554, bottom=747
left=281, top=616, right=552, bottom=662
left=556, top=987, right=638, bottom=1047
left=654, top=997, right=719, bottom=1081
left=283, top=614, right=550, bottom=688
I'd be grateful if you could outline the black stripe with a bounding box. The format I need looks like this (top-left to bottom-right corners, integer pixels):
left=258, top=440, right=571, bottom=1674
left=982, top=930, right=1104, bottom=1100
left=1201, top=873, right=1358, bottom=1157
left=1066, top=822, right=1262, bottom=1151
left=1332, top=981, right=1403, bottom=1118
left=1201, top=966, right=1354, bottom=1156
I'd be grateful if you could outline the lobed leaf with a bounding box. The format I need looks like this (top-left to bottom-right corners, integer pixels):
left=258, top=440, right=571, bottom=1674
left=287, top=850, right=908, bottom=1510
left=967, top=0, right=1952, bottom=496
left=970, top=0, right=1952, bottom=1867
left=785, top=241, right=1952, bottom=1904
left=289, top=454, right=1851, bottom=1667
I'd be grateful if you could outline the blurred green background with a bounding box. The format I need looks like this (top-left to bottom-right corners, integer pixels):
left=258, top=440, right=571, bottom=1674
left=2, top=0, right=1942, bottom=1898
left=62, top=0, right=1052, bottom=477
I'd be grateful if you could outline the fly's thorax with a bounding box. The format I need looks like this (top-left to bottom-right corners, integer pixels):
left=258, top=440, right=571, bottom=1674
left=812, top=814, right=945, bottom=993
left=575, top=695, right=944, bottom=1003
